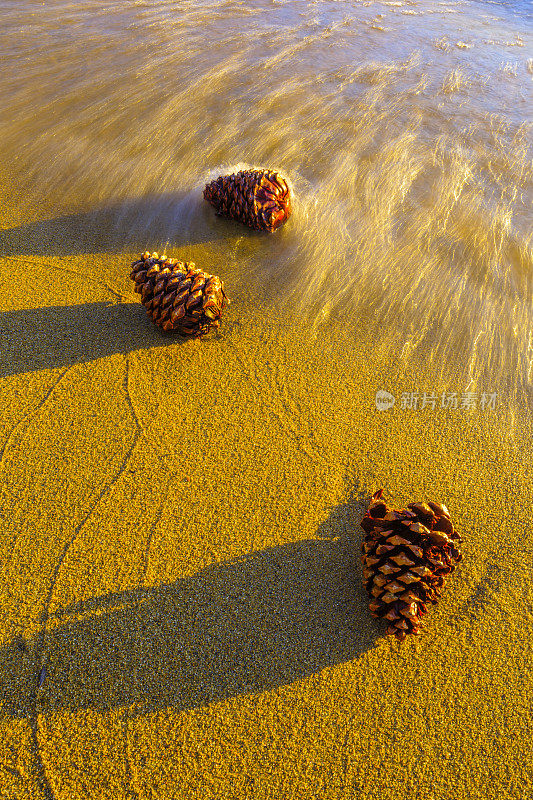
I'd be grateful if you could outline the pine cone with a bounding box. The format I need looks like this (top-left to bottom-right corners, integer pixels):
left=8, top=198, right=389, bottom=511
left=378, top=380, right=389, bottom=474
left=360, top=490, right=462, bottom=641
left=203, top=169, right=292, bottom=232
left=130, top=251, right=229, bottom=336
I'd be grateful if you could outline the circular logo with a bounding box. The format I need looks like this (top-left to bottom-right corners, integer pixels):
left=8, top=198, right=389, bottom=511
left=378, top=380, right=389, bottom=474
left=375, top=390, right=395, bottom=411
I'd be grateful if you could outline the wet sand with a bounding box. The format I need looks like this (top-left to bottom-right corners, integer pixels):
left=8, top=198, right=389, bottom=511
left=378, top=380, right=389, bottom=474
left=1, top=188, right=533, bottom=800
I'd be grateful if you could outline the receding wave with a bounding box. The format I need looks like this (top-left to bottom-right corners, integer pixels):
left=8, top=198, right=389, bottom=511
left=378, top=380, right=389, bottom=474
left=0, top=0, right=531, bottom=396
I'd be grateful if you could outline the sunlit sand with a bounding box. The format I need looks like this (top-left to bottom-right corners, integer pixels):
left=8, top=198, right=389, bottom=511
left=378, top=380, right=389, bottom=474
left=1, top=0, right=532, bottom=797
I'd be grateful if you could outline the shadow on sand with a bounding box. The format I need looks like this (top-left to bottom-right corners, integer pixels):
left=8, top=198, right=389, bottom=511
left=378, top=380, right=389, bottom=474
left=0, top=190, right=260, bottom=259
left=4, top=490, right=378, bottom=719
left=0, top=301, right=195, bottom=378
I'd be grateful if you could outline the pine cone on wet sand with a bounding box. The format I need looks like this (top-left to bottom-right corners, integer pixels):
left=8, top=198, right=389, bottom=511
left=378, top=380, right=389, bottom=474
left=361, top=490, right=463, bottom=641
left=130, top=251, right=229, bottom=336
left=203, top=169, right=292, bottom=232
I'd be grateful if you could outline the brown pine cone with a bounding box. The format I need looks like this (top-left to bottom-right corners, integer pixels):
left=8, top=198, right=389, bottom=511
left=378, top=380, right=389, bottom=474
left=130, top=251, right=229, bottom=336
left=203, top=169, right=292, bottom=232
left=360, top=489, right=463, bottom=641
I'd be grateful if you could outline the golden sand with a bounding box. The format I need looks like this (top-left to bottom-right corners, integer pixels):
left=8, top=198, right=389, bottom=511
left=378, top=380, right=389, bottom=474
left=1, top=194, right=532, bottom=800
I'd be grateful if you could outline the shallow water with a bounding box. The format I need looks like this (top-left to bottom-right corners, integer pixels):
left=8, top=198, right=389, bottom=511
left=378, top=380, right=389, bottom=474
left=0, top=0, right=532, bottom=395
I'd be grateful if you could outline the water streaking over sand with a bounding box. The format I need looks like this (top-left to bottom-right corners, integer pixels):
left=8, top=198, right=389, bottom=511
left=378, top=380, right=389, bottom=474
left=0, top=0, right=532, bottom=397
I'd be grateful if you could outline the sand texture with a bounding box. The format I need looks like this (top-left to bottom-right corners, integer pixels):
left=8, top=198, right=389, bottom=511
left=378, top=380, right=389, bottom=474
left=1, top=194, right=533, bottom=800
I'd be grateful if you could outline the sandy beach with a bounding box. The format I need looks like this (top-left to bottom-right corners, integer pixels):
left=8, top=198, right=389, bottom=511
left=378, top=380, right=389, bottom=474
left=1, top=0, right=533, bottom=794
left=1, top=179, right=533, bottom=800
